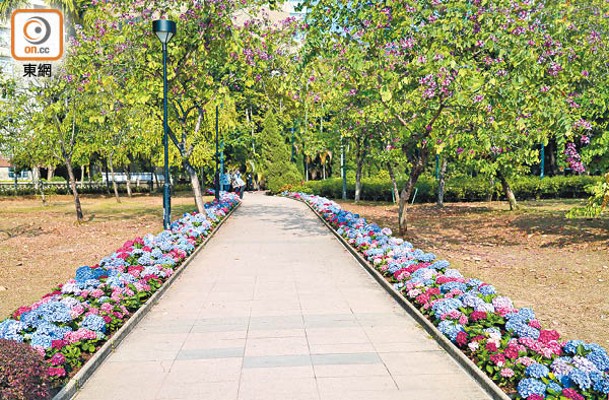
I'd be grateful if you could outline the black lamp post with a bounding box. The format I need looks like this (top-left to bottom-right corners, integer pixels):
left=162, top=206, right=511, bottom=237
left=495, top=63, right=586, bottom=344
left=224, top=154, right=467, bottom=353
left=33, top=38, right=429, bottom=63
left=153, top=19, right=176, bottom=230
left=215, top=103, right=220, bottom=201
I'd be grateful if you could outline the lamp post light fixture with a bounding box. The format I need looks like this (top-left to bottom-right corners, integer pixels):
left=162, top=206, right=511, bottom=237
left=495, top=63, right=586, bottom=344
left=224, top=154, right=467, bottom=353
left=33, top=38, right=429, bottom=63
left=152, top=19, right=176, bottom=230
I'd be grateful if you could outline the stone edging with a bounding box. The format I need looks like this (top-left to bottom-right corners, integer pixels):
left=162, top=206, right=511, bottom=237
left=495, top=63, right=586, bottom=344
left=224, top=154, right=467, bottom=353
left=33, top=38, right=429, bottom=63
left=52, top=202, right=241, bottom=400
left=297, top=198, right=512, bottom=400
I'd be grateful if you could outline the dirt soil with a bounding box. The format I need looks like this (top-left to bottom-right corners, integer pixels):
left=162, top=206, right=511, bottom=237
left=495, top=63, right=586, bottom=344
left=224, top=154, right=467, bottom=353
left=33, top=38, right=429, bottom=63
left=0, top=193, right=200, bottom=319
left=338, top=199, right=609, bottom=346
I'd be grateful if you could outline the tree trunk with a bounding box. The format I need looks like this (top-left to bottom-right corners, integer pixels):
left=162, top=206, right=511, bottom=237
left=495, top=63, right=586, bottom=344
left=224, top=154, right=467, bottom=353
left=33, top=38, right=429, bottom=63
left=355, top=155, right=364, bottom=202
left=497, top=171, right=518, bottom=210
left=32, top=166, right=40, bottom=190
left=87, top=164, right=91, bottom=183
left=47, top=165, right=55, bottom=181
left=13, top=167, right=18, bottom=194
left=437, top=158, right=447, bottom=207
left=398, top=154, right=427, bottom=235
left=387, top=162, right=400, bottom=204
left=184, top=160, right=205, bottom=213
left=65, top=159, right=84, bottom=222
left=39, top=180, right=46, bottom=205
left=108, top=153, right=121, bottom=203
left=125, top=165, right=132, bottom=198
left=153, top=167, right=160, bottom=191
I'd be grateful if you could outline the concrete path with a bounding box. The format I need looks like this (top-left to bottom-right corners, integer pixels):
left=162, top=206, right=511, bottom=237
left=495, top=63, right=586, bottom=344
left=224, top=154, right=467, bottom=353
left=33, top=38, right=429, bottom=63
left=74, top=193, right=491, bottom=400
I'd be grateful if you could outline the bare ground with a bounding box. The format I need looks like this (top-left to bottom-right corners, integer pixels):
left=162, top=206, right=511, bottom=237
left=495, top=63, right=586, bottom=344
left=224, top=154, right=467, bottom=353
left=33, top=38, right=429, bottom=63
left=338, top=199, right=609, bottom=347
left=0, top=193, right=201, bottom=318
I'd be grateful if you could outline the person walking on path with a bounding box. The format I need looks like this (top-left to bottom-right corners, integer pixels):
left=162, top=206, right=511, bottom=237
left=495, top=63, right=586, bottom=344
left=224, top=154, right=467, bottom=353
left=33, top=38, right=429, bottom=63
left=231, top=169, right=245, bottom=199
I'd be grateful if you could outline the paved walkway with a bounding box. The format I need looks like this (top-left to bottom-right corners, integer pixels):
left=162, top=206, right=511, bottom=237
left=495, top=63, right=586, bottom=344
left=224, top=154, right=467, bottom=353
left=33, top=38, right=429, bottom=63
left=74, top=193, right=490, bottom=400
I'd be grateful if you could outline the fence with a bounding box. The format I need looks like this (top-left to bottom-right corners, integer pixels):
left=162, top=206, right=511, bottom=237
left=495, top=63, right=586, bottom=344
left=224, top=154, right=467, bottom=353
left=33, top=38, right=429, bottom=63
left=0, top=180, right=158, bottom=196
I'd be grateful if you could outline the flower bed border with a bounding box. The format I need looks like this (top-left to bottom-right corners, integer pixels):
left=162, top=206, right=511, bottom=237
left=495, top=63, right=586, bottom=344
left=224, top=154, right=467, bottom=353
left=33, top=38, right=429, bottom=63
left=52, top=202, right=241, bottom=400
left=296, top=196, right=511, bottom=400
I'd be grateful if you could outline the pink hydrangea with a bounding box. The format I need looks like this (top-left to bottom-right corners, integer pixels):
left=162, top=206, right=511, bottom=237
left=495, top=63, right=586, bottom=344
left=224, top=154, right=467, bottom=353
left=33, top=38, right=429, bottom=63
left=47, top=367, right=67, bottom=377
left=50, top=353, right=66, bottom=366
left=64, top=328, right=98, bottom=344
left=500, top=368, right=514, bottom=378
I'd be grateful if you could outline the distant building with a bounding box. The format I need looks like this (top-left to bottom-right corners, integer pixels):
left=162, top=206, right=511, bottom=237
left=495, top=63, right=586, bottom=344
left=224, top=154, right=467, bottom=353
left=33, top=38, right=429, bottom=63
left=0, top=157, right=32, bottom=181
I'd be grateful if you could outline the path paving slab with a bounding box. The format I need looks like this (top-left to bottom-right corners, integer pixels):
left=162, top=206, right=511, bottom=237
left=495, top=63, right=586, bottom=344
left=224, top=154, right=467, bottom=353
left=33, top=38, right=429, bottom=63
left=73, top=193, right=491, bottom=400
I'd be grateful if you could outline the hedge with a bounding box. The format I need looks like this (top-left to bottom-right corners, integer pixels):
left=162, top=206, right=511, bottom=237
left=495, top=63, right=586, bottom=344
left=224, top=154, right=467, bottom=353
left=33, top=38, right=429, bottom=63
left=303, top=175, right=602, bottom=203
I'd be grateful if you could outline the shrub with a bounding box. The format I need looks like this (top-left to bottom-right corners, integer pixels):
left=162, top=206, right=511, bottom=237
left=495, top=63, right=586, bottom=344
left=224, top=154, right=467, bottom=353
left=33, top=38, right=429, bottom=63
left=0, top=339, right=50, bottom=400
left=303, top=175, right=601, bottom=203
left=258, top=110, right=302, bottom=194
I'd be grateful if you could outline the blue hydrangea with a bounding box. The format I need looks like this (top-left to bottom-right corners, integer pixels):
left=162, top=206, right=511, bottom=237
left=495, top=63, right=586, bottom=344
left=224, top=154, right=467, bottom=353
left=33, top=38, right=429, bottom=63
left=593, top=378, right=609, bottom=394
left=105, top=276, right=125, bottom=288
left=506, top=307, right=536, bottom=322
left=137, top=253, right=153, bottom=266
left=0, top=319, right=25, bottom=342
left=80, top=278, right=102, bottom=290
left=526, top=363, right=550, bottom=379
left=443, top=269, right=464, bottom=279
left=559, top=375, right=573, bottom=388
left=429, top=260, right=450, bottom=270
left=157, top=256, right=176, bottom=267
left=437, top=320, right=464, bottom=342
left=99, top=255, right=126, bottom=268
left=478, top=285, right=496, bottom=296
left=586, top=350, right=609, bottom=371
left=484, top=327, right=501, bottom=337
left=466, top=278, right=483, bottom=288
left=517, top=378, right=546, bottom=398
left=30, top=322, right=71, bottom=349
left=410, top=269, right=434, bottom=285
left=432, top=298, right=463, bottom=317
left=589, top=371, right=603, bottom=384
left=81, top=314, right=106, bottom=333
left=505, top=321, right=540, bottom=340
left=20, top=301, right=72, bottom=328
left=569, top=369, right=592, bottom=390
left=563, top=340, right=585, bottom=355
left=583, top=343, right=605, bottom=353
left=75, top=266, right=109, bottom=284
left=439, top=282, right=468, bottom=293
left=545, top=381, right=563, bottom=394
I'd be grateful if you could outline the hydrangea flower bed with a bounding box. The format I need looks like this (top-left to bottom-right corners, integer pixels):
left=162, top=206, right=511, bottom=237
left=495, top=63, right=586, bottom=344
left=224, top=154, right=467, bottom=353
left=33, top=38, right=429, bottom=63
left=0, top=193, right=240, bottom=391
left=287, top=192, right=609, bottom=400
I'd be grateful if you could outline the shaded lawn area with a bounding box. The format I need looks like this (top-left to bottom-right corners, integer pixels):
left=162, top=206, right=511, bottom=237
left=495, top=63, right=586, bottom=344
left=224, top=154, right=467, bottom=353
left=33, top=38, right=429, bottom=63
left=338, top=199, right=609, bottom=347
left=0, top=193, right=207, bottom=318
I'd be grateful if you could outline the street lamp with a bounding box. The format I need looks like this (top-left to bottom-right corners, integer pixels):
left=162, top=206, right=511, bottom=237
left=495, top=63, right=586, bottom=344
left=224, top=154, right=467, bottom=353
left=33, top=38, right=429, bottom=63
left=214, top=103, right=223, bottom=201
left=153, top=19, right=176, bottom=230
left=215, top=104, right=220, bottom=200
